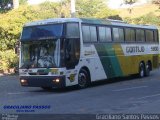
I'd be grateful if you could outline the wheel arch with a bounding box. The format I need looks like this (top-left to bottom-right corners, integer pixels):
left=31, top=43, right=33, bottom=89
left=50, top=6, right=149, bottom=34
left=80, top=66, right=91, bottom=82
left=147, top=60, right=152, bottom=71
left=140, top=61, right=145, bottom=67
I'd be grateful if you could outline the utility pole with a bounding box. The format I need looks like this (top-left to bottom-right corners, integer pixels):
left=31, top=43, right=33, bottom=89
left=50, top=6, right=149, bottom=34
left=13, top=0, right=19, bottom=9
left=71, top=0, right=76, bottom=18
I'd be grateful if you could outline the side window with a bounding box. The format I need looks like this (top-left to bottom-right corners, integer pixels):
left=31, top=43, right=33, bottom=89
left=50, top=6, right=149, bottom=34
left=90, top=26, right=97, bottom=42
left=136, top=29, right=145, bottom=42
left=98, top=26, right=112, bottom=42
left=125, top=28, right=131, bottom=42
left=146, top=30, right=154, bottom=42
left=125, top=28, right=135, bottom=42
left=154, top=30, right=158, bottom=42
left=106, top=27, right=112, bottom=42
left=119, top=28, right=124, bottom=41
left=82, top=26, right=90, bottom=42
left=82, top=25, right=97, bottom=42
left=130, top=29, right=136, bottom=41
left=113, top=28, right=124, bottom=42
left=65, top=39, right=80, bottom=69
left=66, top=23, right=80, bottom=38
left=99, top=27, right=106, bottom=42
left=113, top=28, right=119, bottom=42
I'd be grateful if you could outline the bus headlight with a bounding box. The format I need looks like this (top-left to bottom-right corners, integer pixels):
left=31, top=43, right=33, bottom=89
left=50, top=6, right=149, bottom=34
left=53, top=78, right=60, bottom=83
left=20, top=79, right=28, bottom=85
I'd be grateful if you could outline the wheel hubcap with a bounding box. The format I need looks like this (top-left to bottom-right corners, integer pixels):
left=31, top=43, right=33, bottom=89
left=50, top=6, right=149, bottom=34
left=78, top=73, right=87, bottom=87
left=140, top=67, right=144, bottom=77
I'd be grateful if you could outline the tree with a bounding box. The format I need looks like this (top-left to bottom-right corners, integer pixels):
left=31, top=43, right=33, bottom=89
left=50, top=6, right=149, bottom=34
left=19, top=0, right=27, bottom=5
left=0, top=0, right=12, bottom=10
left=123, top=0, right=137, bottom=14
left=124, top=0, right=137, bottom=4
left=152, top=0, right=160, bottom=7
left=76, top=0, right=117, bottom=18
left=152, top=0, right=160, bottom=4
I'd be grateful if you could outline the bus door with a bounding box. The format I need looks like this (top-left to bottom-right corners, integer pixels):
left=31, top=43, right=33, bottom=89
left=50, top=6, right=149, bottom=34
left=64, top=38, right=80, bottom=86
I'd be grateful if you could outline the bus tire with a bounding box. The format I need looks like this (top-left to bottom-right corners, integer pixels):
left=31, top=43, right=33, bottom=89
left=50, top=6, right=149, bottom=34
left=78, top=69, right=90, bottom=89
left=145, top=64, right=150, bottom=77
left=139, top=63, right=145, bottom=78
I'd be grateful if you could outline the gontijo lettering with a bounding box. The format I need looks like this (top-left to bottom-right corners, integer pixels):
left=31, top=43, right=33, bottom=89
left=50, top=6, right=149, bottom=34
left=126, top=46, right=145, bottom=53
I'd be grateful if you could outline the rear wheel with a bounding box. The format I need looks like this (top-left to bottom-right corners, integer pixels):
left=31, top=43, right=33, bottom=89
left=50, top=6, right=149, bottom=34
left=145, top=64, right=150, bottom=77
left=78, top=69, right=90, bottom=89
left=139, top=63, right=145, bottom=78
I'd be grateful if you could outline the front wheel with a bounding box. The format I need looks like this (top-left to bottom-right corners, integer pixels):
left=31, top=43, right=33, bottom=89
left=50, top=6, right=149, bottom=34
left=78, top=69, right=90, bottom=89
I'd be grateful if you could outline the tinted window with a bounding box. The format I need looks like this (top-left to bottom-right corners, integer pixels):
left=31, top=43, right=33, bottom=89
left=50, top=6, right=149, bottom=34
left=130, top=29, right=135, bottom=41
left=99, top=27, right=106, bottom=42
left=113, top=28, right=119, bottom=42
left=99, top=26, right=112, bottom=42
left=66, top=23, right=80, bottom=38
left=106, top=27, right=112, bottom=41
left=125, top=28, right=135, bottom=42
left=113, top=28, right=124, bottom=42
left=90, top=26, right=97, bottom=42
left=21, top=24, right=63, bottom=40
left=154, top=31, right=158, bottom=42
left=119, top=28, right=124, bottom=41
left=82, top=26, right=90, bottom=42
left=146, top=30, right=154, bottom=42
left=82, top=25, right=97, bottom=42
left=136, top=29, right=145, bottom=42
left=125, top=28, right=130, bottom=42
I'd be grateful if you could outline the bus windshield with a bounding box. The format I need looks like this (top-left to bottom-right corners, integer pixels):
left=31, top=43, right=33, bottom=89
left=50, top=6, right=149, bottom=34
left=20, top=39, right=61, bottom=69
left=21, top=24, right=63, bottom=40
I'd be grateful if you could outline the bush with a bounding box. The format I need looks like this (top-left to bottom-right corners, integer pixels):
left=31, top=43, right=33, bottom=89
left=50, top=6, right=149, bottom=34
left=0, top=50, right=18, bottom=71
left=0, top=1, right=119, bottom=71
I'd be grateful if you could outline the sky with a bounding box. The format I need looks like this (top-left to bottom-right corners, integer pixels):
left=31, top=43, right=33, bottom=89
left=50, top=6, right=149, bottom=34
left=27, top=0, right=150, bottom=9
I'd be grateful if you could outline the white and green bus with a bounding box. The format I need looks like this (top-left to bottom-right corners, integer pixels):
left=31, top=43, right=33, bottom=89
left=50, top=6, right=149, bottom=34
left=19, top=18, right=159, bottom=89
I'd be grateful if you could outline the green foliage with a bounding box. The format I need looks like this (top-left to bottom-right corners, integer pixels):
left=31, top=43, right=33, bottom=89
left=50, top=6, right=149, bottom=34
left=19, top=0, right=27, bottom=5
left=76, top=0, right=117, bottom=18
left=0, top=2, right=60, bottom=71
left=0, top=3, right=59, bottom=51
left=0, top=0, right=12, bottom=11
left=124, top=12, right=160, bottom=26
left=0, top=50, right=18, bottom=71
left=0, top=1, right=118, bottom=71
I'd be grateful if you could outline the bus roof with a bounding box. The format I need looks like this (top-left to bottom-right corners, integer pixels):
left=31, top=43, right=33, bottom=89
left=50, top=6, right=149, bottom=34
left=24, top=18, right=158, bottom=30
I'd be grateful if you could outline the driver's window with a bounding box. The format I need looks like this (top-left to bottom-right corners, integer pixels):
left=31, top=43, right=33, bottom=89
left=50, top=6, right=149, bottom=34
left=65, top=39, right=80, bottom=69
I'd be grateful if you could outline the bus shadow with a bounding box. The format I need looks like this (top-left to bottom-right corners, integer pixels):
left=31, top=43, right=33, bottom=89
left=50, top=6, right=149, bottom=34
left=29, top=74, right=143, bottom=93
left=90, top=74, right=139, bottom=88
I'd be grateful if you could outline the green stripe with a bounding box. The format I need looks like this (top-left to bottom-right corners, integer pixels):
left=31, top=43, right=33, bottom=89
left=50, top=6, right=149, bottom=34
left=95, top=44, right=123, bottom=78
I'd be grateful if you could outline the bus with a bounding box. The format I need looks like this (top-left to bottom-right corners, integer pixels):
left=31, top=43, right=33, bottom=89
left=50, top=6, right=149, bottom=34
left=19, top=18, right=159, bottom=89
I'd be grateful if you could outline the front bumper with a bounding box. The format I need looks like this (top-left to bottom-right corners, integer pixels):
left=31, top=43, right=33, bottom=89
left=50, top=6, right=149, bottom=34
left=20, top=76, right=65, bottom=88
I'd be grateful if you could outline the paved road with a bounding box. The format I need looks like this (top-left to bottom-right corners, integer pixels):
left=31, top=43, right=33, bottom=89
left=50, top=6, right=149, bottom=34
left=0, top=69, right=160, bottom=116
